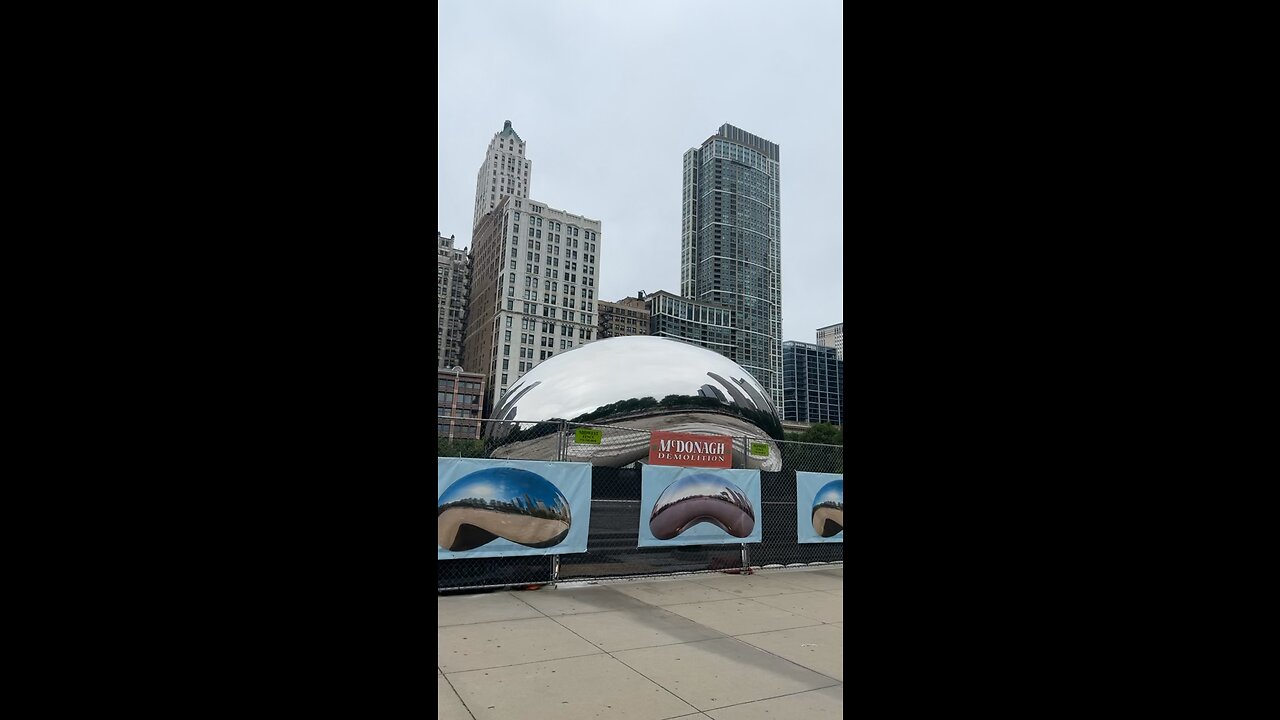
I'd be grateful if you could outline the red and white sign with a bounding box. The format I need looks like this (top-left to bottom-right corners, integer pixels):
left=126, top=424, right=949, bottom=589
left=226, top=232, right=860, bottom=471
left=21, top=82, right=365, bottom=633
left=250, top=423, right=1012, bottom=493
left=648, top=430, right=732, bottom=468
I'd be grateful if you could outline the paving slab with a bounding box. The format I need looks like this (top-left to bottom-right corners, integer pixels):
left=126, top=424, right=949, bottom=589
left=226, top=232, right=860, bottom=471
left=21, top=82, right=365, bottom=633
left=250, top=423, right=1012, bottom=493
left=446, top=653, right=697, bottom=720
left=438, top=591, right=543, bottom=626
left=613, top=637, right=834, bottom=711
left=688, top=573, right=816, bottom=598
left=704, top=685, right=843, bottom=720
left=554, top=606, right=726, bottom=652
left=437, top=674, right=472, bottom=720
left=760, top=570, right=843, bottom=593
left=611, top=579, right=742, bottom=606
left=662, top=597, right=823, bottom=636
left=437, top=566, right=843, bottom=718
left=750, top=591, right=843, bottom=624
left=518, top=585, right=655, bottom=616
left=437, top=616, right=603, bottom=673
left=735, top=624, right=843, bottom=681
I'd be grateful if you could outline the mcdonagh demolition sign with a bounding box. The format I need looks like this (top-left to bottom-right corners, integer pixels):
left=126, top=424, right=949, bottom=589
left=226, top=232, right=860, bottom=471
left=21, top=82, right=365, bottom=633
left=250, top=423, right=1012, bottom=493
left=648, top=430, right=732, bottom=468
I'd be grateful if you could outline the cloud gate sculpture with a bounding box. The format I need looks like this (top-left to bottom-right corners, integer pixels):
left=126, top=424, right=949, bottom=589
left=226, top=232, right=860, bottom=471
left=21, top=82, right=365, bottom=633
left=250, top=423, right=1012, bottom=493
left=484, top=336, right=783, bottom=470
left=437, top=467, right=572, bottom=551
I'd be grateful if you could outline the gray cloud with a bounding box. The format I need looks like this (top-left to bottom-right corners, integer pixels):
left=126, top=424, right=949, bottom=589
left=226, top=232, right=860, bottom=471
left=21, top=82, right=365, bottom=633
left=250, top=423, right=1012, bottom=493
left=439, top=0, right=843, bottom=346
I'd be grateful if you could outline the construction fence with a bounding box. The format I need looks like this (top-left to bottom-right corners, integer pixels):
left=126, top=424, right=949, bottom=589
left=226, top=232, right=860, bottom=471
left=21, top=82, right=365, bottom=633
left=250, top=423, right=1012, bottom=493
left=437, top=417, right=843, bottom=592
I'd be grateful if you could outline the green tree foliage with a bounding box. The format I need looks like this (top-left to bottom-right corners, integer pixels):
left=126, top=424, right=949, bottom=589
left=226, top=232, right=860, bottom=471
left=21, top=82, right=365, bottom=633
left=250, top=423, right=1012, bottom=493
left=783, top=424, right=843, bottom=444
left=570, top=397, right=660, bottom=423
left=570, top=395, right=783, bottom=439
left=780, top=423, right=843, bottom=472
left=437, top=437, right=487, bottom=457
left=801, top=423, right=843, bottom=445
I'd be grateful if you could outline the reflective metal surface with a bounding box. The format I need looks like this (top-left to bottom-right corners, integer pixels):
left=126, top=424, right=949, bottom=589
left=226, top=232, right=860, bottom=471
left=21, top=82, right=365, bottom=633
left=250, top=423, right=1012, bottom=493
left=486, top=336, right=783, bottom=469
left=437, top=467, right=572, bottom=551
left=811, top=479, right=843, bottom=537
left=650, top=473, right=756, bottom=540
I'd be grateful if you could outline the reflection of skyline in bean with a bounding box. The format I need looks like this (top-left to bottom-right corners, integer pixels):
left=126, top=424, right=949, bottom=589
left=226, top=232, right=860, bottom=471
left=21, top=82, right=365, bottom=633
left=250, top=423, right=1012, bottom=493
left=438, top=468, right=571, bottom=521
left=811, top=478, right=843, bottom=537
left=438, top=467, right=572, bottom=551
left=651, top=475, right=754, bottom=520
left=650, top=473, right=755, bottom=539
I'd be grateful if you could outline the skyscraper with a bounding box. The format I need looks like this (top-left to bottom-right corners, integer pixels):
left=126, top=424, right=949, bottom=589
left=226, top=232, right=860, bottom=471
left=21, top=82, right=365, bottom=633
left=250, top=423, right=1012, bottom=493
left=437, top=232, right=471, bottom=369
left=473, top=120, right=531, bottom=233
left=681, top=124, right=783, bottom=408
left=782, top=341, right=843, bottom=426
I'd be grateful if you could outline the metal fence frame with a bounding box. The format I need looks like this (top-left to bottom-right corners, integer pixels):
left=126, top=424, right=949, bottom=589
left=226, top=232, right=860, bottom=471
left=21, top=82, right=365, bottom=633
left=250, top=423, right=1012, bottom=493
left=438, top=417, right=842, bottom=592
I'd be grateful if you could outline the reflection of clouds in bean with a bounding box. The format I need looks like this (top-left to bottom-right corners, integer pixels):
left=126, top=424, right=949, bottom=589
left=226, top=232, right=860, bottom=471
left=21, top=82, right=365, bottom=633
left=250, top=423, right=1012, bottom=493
left=813, top=479, right=842, bottom=508
left=438, top=467, right=572, bottom=551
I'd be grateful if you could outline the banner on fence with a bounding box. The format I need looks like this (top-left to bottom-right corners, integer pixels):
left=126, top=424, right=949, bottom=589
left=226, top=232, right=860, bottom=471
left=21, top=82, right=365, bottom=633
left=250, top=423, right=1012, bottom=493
left=438, top=458, right=592, bottom=559
left=638, top=465, right=762, bottom=547
left=648, top=430, right=732, bottom=468
left=796, top=471, right=843, bottom=543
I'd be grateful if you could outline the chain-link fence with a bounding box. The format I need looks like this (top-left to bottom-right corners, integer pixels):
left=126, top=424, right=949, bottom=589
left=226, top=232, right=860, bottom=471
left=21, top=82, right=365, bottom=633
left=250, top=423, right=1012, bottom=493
left=438, top=417, right=843, bottom=592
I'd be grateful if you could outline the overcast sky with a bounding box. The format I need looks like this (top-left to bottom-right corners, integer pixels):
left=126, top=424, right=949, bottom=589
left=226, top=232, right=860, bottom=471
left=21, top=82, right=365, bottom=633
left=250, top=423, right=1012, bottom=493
left=438, top=0, right=843, bottom=344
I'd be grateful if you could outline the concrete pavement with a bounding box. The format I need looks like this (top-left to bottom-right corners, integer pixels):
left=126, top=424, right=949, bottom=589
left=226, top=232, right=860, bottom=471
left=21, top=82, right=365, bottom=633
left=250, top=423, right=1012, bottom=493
left=438, top=565, right=843, bottom=720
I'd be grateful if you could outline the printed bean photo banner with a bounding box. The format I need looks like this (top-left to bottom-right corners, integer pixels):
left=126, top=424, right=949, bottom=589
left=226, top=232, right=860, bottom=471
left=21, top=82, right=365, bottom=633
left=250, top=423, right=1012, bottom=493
left=796, top=471, right=843, bottom=543
left=438, top=458, right=592, bottom=560
left=638, top=465, right=762, bottom=547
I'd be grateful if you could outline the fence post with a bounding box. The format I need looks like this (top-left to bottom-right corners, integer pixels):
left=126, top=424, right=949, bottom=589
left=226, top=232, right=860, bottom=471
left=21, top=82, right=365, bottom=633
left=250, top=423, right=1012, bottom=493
left=551, top=554, right=560, bottom=583
left=741, top=436, right=750, bottom=572
left=558, top=420, right=566, bottom=462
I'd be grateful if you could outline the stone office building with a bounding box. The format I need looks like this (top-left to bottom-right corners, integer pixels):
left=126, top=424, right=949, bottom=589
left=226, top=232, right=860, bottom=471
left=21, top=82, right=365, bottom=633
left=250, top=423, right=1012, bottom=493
left=438, top=367, right=486, bottom=439
left=597, top=295, right=651, bottom=339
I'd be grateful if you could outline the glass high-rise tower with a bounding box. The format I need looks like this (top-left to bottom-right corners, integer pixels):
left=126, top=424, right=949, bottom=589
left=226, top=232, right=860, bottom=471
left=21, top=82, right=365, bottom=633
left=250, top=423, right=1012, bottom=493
left=681, top=123, right=782, bottom=408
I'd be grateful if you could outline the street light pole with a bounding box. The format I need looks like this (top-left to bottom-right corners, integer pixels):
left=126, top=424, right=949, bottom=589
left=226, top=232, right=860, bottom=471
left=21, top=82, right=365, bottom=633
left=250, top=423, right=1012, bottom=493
left=449, top=365, right=462, bottom=440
